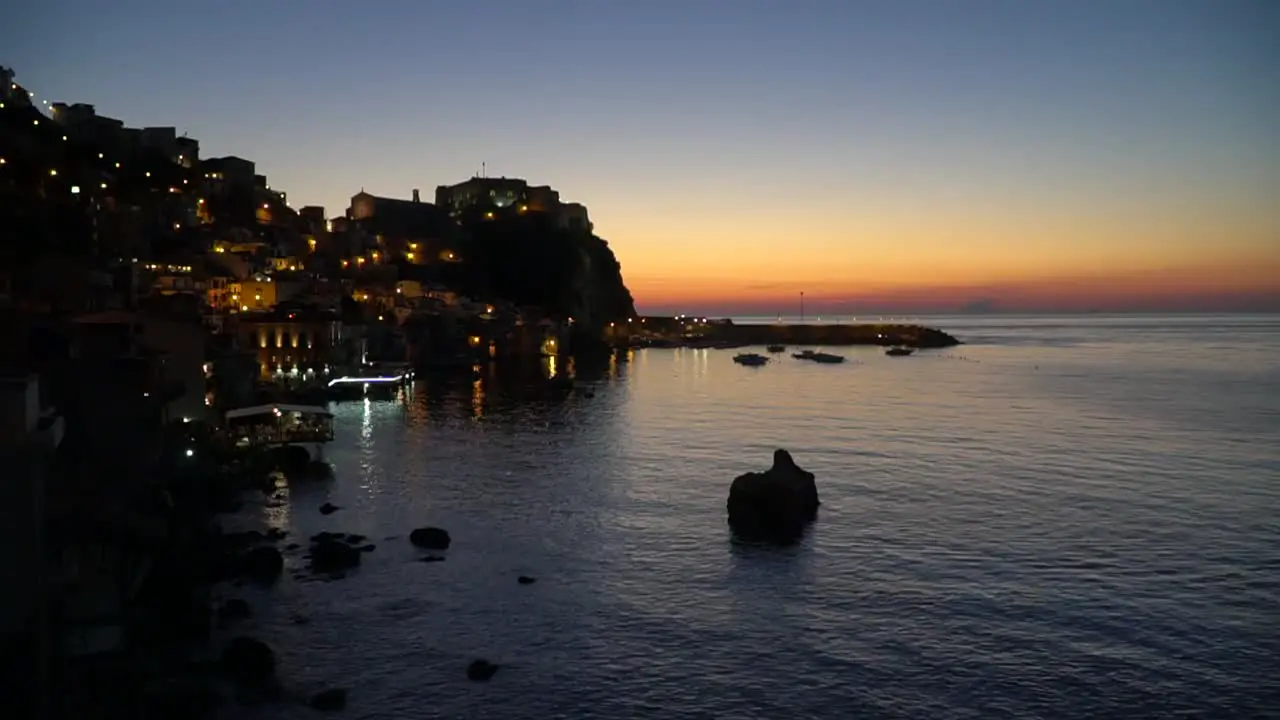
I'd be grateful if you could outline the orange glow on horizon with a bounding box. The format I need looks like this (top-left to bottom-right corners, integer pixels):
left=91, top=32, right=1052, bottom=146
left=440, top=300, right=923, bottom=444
left=601, top=195, right=1279, bottom=312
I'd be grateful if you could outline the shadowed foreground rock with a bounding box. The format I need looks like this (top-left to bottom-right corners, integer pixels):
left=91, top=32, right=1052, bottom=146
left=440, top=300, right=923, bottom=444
left=409, top=526, right=452, bottom=549
left=309, top=688, right=348, bottom=711
left=220, top=636, right=276, bottom=689
left=726, top=449, right=820, bottom=543
left=309, top=538, right=361, bottom=573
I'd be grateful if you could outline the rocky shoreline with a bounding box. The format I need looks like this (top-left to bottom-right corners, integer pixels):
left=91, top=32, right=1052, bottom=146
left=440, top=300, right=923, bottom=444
left=57, top=424, right=478, bottom=718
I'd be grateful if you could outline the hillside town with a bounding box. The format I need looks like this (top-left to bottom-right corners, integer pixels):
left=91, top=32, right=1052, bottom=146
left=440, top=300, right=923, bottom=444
left=0, top=64, right=637, bottom=412
left=0, top=65, right=641, bottom=716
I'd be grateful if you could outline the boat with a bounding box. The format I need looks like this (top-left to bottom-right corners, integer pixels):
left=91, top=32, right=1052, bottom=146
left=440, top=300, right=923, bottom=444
left=792, top=350, right=816, bottom=360
left=766, top=344, right=787, bottom=353
left=810, top=352, right=845, bottom=364
left=733, top=353, right=770, bottom=366
left=885, top=347, right=915, bottom=357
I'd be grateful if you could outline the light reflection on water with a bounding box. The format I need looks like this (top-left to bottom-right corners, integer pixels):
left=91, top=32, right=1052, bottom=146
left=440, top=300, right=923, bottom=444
left=227, top=315, right=1280, bottom=720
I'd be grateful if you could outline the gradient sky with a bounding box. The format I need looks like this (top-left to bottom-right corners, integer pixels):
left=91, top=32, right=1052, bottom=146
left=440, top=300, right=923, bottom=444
left=6, top=0, right=1278, bottom=314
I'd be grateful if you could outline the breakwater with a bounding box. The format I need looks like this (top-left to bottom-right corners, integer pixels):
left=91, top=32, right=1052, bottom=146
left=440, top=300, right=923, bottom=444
left=715, top=322, right=959, bottom=347
left=617, top=322, right=961, bottom=349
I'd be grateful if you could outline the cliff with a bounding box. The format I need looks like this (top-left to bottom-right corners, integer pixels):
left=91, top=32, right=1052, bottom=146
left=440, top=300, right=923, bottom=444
left=449, top=212, right=636, bottom=332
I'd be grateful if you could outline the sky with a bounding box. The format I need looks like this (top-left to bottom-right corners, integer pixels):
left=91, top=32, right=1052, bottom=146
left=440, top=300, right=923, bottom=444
left=5, top=0, right=1278, bottom=315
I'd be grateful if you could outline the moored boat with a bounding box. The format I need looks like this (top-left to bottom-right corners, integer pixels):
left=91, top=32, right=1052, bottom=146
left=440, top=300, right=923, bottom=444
left=766, top=344, right=787, bottom=353
left=792, top=350, right=816, bottom=360
left=810, top=352, right=845, bottom=364
left=885, top=347, right=915, bottom=357
left=733, top=353, right=770, bottom=366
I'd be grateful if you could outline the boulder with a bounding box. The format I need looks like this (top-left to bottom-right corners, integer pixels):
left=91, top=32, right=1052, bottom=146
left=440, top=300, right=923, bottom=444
left=219, top=636, right=275, bottom=689
left=306, top=460, right=334, bottom=479
left=309, top=688, right=348, bottom=711
left=141, top=677, right=224, bottom=719
left=238, top=546, right=284, bottom=584
left=217, top=598, right=252, bottom=623
left=319, top=502, right=340, bottom=515
left=409, top=527, right=451, bottom=550
left=466, top=659, right=500, bottom=682
left=726, top=449, right=820, bottom=542
left=309, top=539, right=361, bottom=574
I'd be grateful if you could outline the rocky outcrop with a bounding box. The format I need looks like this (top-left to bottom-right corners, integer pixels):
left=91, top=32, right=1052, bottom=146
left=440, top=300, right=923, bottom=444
left=309, top=688, right=348, bottom=711
left=309, top=538, right=361, bottom=574
left=409, top=527, right=451, bottom=550
left=467, top=659, right=500, bottom=682
left=220, top=637, right=276, bottom=689
left=217, top=598, right=252, bottom=624
left=238, top=546, right=284, bottom=584
left=451, top=212, right=635, bottom=336
left=726, top=449, right=820, bottom=542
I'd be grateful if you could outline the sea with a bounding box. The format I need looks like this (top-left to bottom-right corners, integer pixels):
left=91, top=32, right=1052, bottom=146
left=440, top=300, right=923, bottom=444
left=225, top=314, right=1280, bottom=720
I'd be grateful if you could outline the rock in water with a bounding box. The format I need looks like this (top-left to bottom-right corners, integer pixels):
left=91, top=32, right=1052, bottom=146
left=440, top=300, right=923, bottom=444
left=726, top=449, right=820, bottom=543
left=309, top=539, right=361, bottom=573
left=467, top=659, right=500, bottom=681
left=238, top=546, right=284, bottom=584
left=309, top=688, right=348, bottom=711
left=409, top=527, right=451, bottom=550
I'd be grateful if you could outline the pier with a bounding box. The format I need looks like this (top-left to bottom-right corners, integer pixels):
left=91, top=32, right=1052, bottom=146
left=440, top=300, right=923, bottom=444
left=326, top=363, right=415, bottom=388
left=222, top=404, right=335, bottom=460
left=609, top=318, right=961, bottom=349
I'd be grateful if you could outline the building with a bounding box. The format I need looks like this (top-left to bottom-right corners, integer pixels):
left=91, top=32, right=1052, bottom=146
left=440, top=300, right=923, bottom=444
left=434, top=177, right=532, bottom=213
left=0, top=66, right=14, bottom=100
left=299, top=206, right=326, bottom=234
left=175, top=136, right=199, bottom=168
left=230, top=308, right=352, bottom=378
left=434, top=176, right=592, bottom=232
left=201, top=156, right=256, bottom=194
left=50, top=102, right=126, bottom=148
left=558, top=202, right=592, bottom=232
left=73, top=311, right=208, bottom=424
left=228, top=279, right=279, bottom=311
left=47, top=104, right=198, bottom=166
left=348, top=189, right=449, bottom=262
left=349, top=189, right=445, bottom=232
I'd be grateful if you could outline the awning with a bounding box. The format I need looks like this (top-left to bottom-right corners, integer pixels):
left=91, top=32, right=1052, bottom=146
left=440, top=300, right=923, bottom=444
left=225, top=403, right=332, bottom=420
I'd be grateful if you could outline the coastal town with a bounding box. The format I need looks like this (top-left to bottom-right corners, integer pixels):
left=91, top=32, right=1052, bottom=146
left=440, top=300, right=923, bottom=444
left=0, top=64, right=649, bottom=716
left=0, top=64, right=960, bottom=717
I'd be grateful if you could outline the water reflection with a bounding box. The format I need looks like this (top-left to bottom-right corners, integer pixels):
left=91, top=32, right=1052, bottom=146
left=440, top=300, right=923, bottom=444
left=262, top=471, right=290, bottom=534
left=361, top=397, right=372, bottom=440
left=471, top=377, right=485, bottom=419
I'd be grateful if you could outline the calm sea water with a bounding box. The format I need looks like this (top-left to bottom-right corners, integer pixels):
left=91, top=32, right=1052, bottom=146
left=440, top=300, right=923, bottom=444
left=227, top=314, right=1280, bottom=719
